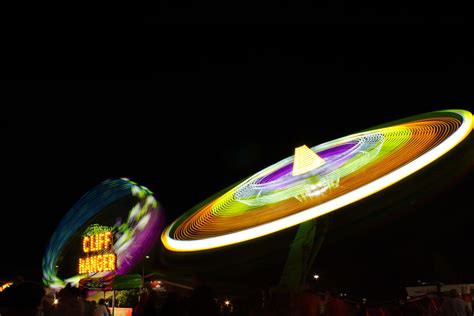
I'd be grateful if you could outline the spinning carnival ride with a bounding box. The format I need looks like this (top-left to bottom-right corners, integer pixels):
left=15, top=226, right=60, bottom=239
left=42, top=110, right=473, bottom=292
left=162, top=110, right=472, bottom=253
left=43, top=178, right=163, bottom=289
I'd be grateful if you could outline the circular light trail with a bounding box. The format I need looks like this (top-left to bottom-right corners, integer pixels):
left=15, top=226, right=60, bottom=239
left=43, top=178, right=163, bottom=289
left=162, top=110, right=472, bottom=252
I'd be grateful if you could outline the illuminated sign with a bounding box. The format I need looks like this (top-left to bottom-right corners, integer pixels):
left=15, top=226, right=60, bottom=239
left=82, top=232, right=113, bottom=253
left=78, top=254, right=116, bottom=274
left=78, top=224, right=116, bottom=274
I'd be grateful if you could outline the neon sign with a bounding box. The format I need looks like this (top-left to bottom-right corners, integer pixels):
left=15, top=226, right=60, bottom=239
left=82, top=232, right=113, bottom=253
left=78, top=225, right=116, bottom=274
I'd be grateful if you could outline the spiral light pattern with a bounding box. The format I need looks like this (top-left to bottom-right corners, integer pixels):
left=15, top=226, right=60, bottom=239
left=43, top=178, right=163, bottom=289
left=162, top=110, right=472, bottom=252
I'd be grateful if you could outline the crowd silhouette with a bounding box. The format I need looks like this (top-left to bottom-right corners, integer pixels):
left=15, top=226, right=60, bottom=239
left=1, top=276, right=473, bottom=316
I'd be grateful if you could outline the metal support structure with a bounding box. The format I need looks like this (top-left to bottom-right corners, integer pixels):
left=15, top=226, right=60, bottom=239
left=278, top=217, right=328, bottom=292
left=111, top=290, right=115, bottom=316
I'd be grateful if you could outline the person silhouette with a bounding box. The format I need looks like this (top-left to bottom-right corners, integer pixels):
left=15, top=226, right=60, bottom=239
left=94, top=298, right=110, bottom=316
left=439, top=289, right=471, bottom=316
left=0, top=280, right=45, bottom=316
left=187, top=275, right=219, bottom=316
left=294, top=282, right=321, bottom=316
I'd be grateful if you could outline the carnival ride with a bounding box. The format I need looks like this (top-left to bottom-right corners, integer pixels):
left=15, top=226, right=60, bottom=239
left=43, top=110, right=473, bottom=293
left=42, top=178, right=163, bottom=289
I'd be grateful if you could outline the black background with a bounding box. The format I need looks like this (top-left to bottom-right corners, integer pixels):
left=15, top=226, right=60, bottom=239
left=1, top=6, right=474, bottom=301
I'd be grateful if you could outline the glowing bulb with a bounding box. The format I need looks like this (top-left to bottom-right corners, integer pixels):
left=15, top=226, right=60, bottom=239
left=313, top=274, right=319, bottom=280
left=53, top=298, right=58, bottom=305
left=225, top=300, right=230, bottom=306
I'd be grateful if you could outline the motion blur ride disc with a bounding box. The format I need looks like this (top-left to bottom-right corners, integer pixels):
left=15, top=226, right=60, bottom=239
left=162, top=110, right=472, bottom=252
left=43, top=178, right=163, bottom=288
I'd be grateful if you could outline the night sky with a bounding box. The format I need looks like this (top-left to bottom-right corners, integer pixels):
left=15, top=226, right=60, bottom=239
left=2, top=30, right=474, bottom=301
